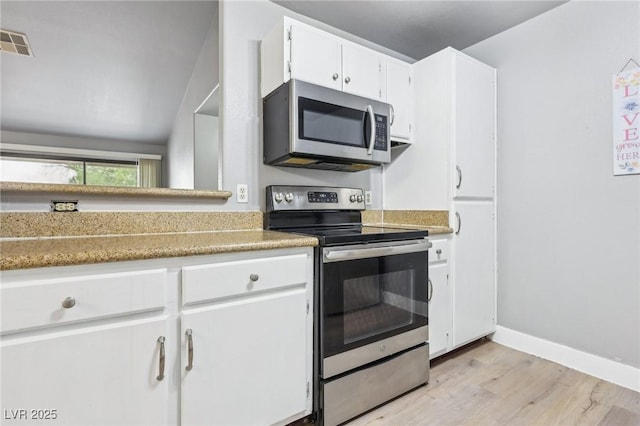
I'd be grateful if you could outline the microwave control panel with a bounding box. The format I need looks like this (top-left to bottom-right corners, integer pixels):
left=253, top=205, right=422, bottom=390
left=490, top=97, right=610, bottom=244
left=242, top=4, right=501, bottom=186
left=374, top=115, right=388, bottom=151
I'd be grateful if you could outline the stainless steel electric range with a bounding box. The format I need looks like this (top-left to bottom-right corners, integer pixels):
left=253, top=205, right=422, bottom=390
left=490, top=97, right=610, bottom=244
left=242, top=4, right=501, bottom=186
left=265, top=186, right=431, bottom=426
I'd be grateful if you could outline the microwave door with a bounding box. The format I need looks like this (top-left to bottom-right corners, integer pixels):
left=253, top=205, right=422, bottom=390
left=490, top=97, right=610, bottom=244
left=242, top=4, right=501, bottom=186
left=294, top=97, right=373, bottom=161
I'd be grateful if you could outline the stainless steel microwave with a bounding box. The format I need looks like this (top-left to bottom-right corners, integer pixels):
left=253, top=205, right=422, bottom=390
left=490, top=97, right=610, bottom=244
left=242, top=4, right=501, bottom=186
left=263, top=80, right=391, bottom=172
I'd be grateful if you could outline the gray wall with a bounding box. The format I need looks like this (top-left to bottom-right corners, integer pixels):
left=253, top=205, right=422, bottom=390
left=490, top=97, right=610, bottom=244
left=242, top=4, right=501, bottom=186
left=464, top=1, right=640, bottom=367
left=167, top=10, right=219, bottom=189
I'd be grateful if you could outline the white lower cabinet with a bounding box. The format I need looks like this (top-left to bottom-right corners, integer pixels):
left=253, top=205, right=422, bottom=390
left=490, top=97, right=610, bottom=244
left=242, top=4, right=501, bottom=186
left=0, top=248, right=314, bottom=426
left=428, top=239, right=451, bottom=359
left=181, top=290, right=308, bottom=425
left=428, top=262, right=450, bottom=359
left=180, top=252, right=312, bottom=425
left=452, top=202, right=496, bottom=348
left=1, top=317, right=170, bottom=426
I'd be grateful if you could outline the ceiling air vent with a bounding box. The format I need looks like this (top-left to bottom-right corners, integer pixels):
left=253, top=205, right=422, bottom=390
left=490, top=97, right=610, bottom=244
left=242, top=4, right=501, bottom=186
left=0, top=29, right=33, bottom=57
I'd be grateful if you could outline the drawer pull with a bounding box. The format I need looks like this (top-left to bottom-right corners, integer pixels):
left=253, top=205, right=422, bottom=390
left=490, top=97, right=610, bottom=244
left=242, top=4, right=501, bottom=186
left=186, top=329, right=194, bottom=371
left=428, top=278, right=434, bottom=302
left=436, top=249, right=442, bottom=255
left=249, top=274, right=259, bottom=282
left=61, top=297, right=76, bottom=309
left=157, top=336, right=166, bottom=381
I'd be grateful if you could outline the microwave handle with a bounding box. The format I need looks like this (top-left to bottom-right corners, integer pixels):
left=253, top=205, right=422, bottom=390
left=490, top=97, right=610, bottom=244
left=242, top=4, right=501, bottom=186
left=366, top=104, right=375, bottom=155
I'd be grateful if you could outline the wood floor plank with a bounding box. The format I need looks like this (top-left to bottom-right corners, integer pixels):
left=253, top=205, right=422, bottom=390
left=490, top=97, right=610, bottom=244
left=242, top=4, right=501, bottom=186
left=345, top=340, right=640, bottom=426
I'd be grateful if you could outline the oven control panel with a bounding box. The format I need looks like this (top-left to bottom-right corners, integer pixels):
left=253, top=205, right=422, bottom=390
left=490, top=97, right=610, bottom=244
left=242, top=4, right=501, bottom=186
left=308, top=191, right=338, bottom=203
left=266, top=186, right=365, bottom=211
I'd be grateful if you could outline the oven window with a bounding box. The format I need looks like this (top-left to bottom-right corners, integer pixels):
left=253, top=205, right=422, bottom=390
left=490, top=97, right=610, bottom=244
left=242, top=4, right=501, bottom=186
left=298, top=97, right=366, bottom=147
left=342, top=270, right=414, bottom=345
left=322, top=251, right=428, bottom=358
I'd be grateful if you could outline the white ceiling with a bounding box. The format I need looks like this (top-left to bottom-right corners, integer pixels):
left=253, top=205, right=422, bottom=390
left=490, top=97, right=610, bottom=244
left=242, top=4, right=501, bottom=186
left=274, top=0, right=567, bottom=60
left=0, top=1, right=217, bottom=145
left=0, top=0, right=565, bottom=146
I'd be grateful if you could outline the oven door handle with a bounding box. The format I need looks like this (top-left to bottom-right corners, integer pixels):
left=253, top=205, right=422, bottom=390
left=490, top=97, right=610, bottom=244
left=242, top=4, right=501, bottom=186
left=323, top=240, right=432, bottom=263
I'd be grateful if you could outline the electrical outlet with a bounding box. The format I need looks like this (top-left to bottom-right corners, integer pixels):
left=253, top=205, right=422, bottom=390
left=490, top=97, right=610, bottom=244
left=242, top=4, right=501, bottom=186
left=365, top=191, right=373, bottom=206
left=51, top=200, right=79, bottom=212
left=236, top=184, right=248, bottom=203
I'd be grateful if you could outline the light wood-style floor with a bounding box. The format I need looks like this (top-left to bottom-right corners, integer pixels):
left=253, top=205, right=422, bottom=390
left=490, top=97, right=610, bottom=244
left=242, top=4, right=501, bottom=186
left=347, top=340, right=640, bottom=426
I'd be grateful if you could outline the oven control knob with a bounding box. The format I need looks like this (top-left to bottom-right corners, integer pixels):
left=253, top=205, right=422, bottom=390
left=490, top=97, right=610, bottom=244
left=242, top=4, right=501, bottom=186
left=356, top=195, right=364, bottom=203
left=284, top=193, right=294, bottom=203
left=349, top=195, right=357, bottom=202
left=274, top=193, right=284, bottom=203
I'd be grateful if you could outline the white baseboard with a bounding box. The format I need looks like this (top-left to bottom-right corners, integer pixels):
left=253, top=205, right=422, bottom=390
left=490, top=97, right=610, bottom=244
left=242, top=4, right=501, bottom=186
left=489, top=326, right=640, bottom=392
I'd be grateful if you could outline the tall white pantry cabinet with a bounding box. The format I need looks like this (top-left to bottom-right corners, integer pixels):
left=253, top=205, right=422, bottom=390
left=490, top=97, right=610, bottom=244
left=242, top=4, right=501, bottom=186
left=385, top=47, right=497, bottom=356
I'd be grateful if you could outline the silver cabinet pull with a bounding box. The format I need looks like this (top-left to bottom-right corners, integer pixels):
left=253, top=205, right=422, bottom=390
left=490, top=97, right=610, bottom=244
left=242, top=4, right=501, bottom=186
left=157, top=336, right=165, bottom=381
left=390, top=104, right=395, bottom=126
left=456, top=165, right=463, bottom=189
left=249, top=274, right=259, bottom=282
left=332, top=73, right=339, bottom=81
left=428, top=278, right=434, bottom=302
left=455, top=212, right=462, bottom=235
left=344, top=76, right=351, bottom=84
left=185, top=329, right=193, bottom=371
left=61, top=297, right=76, bottom=309
left=436, top=249, right=442, bottom=255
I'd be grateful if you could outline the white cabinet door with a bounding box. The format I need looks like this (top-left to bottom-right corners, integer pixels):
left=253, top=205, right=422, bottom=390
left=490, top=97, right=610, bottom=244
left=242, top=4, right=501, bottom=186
left=1, top=317, right=170, bottom=426
left=290, top=22, right=342, bottom=91
left=386, top=60, right=412, bottom=141
left=452, top=52, right=496, bottom=199
left=181, top=289, right=309, bottom=426
left=341, top=42, right=382, bottom=100
left=428, top=262, right=450, bottom=359
left=452, top=201, right=496, bottom=348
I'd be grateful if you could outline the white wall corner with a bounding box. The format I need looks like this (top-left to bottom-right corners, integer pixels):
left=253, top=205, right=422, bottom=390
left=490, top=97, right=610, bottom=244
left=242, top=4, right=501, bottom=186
left=490, top=326, right=640, bottom=392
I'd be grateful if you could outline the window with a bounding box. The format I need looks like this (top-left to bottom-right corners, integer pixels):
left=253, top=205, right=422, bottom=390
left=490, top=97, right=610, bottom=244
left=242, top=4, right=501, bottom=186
left=1, top=154, right=140, bottom=187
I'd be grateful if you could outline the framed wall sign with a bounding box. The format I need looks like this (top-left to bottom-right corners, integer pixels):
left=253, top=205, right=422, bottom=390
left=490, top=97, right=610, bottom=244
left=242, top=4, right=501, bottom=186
left=613, top=65, right=640, bottom=176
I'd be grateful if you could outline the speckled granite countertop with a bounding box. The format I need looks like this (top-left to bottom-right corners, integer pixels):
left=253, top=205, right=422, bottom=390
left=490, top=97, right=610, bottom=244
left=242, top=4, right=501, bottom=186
left=366, top=223, right=454, bottom=235
left=0, top=230, right=318, bottom=271
left=0, top=209, right=451, bottom=271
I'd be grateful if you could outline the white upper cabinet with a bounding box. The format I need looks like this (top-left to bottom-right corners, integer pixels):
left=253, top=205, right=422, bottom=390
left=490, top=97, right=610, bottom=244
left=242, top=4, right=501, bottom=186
left=386, top=59, right=413, bottom=142
left=452, top=52, right=496, bottom=199
left=262, top=17, right=406, bottom=105
left=289, top=22, right=342, bottom=92
left=341, top=41, right=383, bottom=100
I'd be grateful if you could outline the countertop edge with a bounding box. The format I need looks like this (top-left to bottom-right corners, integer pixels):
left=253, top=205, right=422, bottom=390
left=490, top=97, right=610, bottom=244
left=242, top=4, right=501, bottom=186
left=0, top=231, right=318, bottom=271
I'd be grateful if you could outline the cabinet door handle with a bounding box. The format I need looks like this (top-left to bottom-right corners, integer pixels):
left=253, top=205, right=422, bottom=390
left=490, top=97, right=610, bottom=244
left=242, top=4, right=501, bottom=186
left=250, top=274, right=259, bottom=282
left=185, top=329, right=194, bottom=371
left=455, top=212, right=462, bottom=235
left=344, top=76, right=351, bottom=84
left=456, top=165, right=463, bottom=189
left=389, top=104, right=395, bottom=126
left=156, top=336, right=165, bottom=381
left=332, top=73, right=339, bottom=81
left=428, top=278, right=434, bottom=302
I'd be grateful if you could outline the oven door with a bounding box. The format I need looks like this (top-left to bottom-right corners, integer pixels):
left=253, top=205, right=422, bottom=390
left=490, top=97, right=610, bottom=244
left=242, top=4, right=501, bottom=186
left=320, top=239, right=430, bottom=379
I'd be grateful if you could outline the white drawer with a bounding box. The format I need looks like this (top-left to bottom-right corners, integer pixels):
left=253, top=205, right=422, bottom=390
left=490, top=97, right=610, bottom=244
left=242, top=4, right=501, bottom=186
left=182, top=254, right=308, bottom=305
left=429, top=239, right=449, bottom=263
left=1, top=269, right=167, bottom=334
